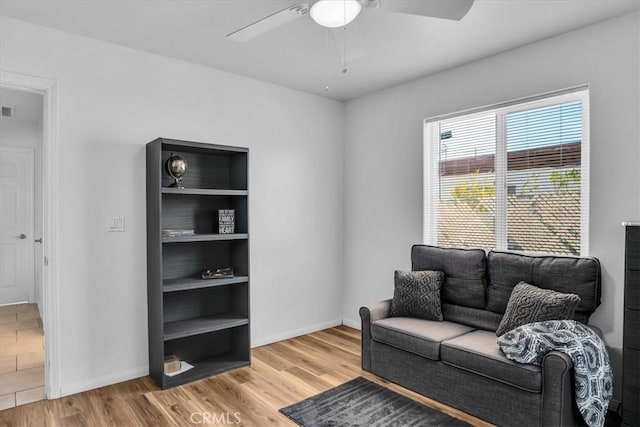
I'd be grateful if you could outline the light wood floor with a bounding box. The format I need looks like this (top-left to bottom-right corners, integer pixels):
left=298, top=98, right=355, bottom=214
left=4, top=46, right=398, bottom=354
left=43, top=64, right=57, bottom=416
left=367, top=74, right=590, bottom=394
left=0, top=303, right=45, bottom=411
left=0, top=326, right=491, bottom=426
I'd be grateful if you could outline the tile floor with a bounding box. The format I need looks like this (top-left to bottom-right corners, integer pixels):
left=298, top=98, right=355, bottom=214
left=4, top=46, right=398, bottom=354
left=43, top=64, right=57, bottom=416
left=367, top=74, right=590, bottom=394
left=0, top=303, right=45, bottom=410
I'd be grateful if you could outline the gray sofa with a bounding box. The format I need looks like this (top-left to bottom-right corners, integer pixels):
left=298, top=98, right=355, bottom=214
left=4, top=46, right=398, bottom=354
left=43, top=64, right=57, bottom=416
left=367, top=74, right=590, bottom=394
left=360, top=245, right=601, bottom=427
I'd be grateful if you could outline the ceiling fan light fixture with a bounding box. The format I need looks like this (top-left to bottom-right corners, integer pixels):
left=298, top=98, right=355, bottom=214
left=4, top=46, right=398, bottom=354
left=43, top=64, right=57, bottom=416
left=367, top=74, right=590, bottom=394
left=310, top=0, right=362, bottom=28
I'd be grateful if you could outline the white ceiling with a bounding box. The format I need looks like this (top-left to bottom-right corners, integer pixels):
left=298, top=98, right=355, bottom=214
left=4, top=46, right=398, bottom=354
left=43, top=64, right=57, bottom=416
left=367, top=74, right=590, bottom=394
left=1, top=0, right=638, bottom=101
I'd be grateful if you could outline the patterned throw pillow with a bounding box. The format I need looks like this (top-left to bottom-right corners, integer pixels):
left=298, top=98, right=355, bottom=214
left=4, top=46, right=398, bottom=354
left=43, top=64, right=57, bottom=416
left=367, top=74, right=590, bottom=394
left=496, top=281, right=581, bottom=336
left=389, top=270, right=444, bottom=321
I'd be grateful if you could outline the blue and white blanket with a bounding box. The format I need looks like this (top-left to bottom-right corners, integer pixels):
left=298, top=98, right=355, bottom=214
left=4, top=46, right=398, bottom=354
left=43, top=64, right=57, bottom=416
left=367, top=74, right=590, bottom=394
left=497, top=320, right=613, bottom=427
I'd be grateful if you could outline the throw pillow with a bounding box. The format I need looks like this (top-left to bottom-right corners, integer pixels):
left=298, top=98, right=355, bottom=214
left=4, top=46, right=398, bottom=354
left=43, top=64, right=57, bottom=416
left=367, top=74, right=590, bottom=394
left=389, top=270, right=445, bottom=321
left=496, top=281, right=581, bottom=336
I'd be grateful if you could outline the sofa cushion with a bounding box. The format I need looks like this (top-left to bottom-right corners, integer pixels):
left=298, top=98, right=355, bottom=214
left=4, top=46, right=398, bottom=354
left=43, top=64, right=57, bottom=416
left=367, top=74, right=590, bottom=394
left=441, top=330, right=542, bottom=393
left=495, top=282, right=580, bottom=336
left=389, top=270, right=444, bottom=321
left=371, top=317, right=475, bottom=361
left=412, top=245, right=487, bottom=309
left=442, top=303, right=503, bottom=332
left=486, top=251, right=600, bottom=323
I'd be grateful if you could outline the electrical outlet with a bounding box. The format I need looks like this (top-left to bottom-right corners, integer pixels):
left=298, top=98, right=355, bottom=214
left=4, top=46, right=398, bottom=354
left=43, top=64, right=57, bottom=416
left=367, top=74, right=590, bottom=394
left=106, top=216, right=125, bottom=232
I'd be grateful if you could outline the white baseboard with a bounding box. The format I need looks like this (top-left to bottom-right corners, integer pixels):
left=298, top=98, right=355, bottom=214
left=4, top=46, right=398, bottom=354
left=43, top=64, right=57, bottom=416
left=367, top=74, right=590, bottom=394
left=60, top=366, right=149, bottom=397
left=341, top=318, right=361, bottom=330
left=251, top=318, right=343, bottom=348
left=58, top=319, right=348, bottom=396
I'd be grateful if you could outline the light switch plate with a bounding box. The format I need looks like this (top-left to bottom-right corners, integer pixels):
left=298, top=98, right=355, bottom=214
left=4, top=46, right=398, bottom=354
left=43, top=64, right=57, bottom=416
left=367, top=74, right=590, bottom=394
left=107, top=216, right=125, bottom=232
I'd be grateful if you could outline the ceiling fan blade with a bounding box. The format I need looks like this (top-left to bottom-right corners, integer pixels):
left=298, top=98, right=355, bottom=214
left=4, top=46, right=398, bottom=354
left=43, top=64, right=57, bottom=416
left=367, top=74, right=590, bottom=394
left=330, top=20, right=366, bottom=64
left=379, top=0, right=474, bottom=21
left=226, top=3, right=310, bottom=42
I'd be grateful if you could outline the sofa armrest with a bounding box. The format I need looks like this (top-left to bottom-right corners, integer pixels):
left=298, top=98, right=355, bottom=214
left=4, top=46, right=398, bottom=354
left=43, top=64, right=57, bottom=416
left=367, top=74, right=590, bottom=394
left=541, top=351, right=580, bottom=427
left=359, top=299, right=392, bottom=371
left=587, top=324, right=603, bottom=339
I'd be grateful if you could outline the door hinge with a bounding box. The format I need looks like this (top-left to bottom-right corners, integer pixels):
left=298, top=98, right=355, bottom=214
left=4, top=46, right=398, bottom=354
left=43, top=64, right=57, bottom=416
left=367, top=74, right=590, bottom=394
left=44, top=256, right=49, bottom=266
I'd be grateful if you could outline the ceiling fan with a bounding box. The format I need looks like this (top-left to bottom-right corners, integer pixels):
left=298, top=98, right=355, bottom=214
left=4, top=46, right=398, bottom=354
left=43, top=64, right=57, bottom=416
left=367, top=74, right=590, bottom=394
left=226, top=0, right=475, bottom=42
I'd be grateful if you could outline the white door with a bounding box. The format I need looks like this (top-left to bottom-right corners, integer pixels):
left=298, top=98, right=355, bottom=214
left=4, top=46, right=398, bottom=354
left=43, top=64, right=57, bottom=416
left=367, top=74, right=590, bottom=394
left=0, top=146, right=35, bottom=304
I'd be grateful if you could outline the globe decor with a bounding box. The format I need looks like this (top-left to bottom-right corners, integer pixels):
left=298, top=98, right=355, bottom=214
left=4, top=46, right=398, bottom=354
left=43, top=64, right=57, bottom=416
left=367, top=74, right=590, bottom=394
left=166, top=153, right=187, bottom=188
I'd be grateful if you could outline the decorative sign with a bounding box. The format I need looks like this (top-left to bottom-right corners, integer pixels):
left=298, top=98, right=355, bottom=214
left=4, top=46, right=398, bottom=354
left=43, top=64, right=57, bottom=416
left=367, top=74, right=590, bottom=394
left=219, top=209, right=235, bottom=234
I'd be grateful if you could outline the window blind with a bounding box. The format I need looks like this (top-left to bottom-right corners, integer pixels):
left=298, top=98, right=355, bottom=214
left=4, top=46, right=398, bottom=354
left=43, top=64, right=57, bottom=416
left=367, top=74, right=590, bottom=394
left=424, top=89, right=588, bottom=256
left=504, top=101, right=583, bottom=255
left=436, top=113, right=497, bottom=248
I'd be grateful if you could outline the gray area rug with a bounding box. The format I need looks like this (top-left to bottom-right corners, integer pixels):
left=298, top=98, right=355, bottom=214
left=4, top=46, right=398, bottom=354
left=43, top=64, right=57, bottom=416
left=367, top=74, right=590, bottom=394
left=280, top=377, right=470, bottom=427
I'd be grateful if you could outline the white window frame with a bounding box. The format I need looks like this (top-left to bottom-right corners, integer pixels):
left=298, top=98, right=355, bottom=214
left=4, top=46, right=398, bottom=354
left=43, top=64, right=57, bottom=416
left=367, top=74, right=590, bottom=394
left=423, top=87, right=590, bottom=255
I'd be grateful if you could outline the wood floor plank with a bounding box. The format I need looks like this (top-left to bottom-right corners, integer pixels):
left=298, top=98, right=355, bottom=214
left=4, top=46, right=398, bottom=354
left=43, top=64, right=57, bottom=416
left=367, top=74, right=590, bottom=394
left=294, top=334, right=361, bottom=364
left=0, top=392, right=15, bottom=411
left=0, top=314, right=17, bottom=324
left=0, top=319, right=39, bottom=334
left=318, top=367, right=359, bottom=386
left=319, top=326, right=361, bottom=344
left=201, top=375, right=288, bottom=426
left=266, top=341, right=328, bottom=377
left=87, top=384, right=146, bottom=427
left=250, top=346, right=294, bottom=371
left=16, top=351, right=44, bottom=371
left=229, top=359, right=301, bottom=409
left=0, top=306, right=19, bottom=316
left=3, top=398, right=53, bottom=427
left=0, top=332, right=17, bottom=345
left=0, top=304, right=36, bottom=317
left=15, top=386, right=45, bottom=406
left=312, top=329, right=361, bottom=352
left=0, top=355, right=16, bottom=375
left=0, top=366, right=45, bottom=394
left=0, top=336, right=44, bottom=357
left=0, top=326, right=491, bottom=426
left=335, top=324, right=360, bottom=337
left=126, top=394, right=177, bottom=427
left=250, top=357, right=318, bottom=402
left=15, top=310, right=40, bottom=322
left=281, top=366, right=333, bottom=392
left=58, top=412, right=90, bottom=427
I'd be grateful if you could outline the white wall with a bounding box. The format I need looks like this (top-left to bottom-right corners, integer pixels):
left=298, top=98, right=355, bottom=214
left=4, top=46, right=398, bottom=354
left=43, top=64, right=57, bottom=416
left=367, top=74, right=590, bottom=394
left=0, top=88, right=44, bottom=311
left=343, top=11, right=640, bottom=402
left=0, top=16, right=345, bottom=396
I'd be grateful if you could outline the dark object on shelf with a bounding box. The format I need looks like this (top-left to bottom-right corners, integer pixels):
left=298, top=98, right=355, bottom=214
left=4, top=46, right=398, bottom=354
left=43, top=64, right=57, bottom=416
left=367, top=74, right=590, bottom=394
left=162, top=229, right=195, bottom=238
left=164, top=355, right=181, bottom=374
left=622, top=223, right=639, bottom=427
left=147, top=138, right=250, bottom=389
left=219, top=209, right=235, bottom=234
left=201, top=268, right=234, bottom=280
left=165, top=153, right=188, bottom=188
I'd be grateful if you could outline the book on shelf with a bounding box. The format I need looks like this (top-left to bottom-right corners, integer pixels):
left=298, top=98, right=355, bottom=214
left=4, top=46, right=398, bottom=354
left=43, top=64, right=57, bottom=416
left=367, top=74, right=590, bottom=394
left=162, top=229, right=195, bottom=237
left=218, top=209, right=235, bottom=234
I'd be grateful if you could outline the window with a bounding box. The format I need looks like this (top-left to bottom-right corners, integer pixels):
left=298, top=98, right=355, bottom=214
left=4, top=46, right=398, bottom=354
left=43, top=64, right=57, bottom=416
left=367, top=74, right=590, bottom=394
left=423, top=88, right=589, bottom=255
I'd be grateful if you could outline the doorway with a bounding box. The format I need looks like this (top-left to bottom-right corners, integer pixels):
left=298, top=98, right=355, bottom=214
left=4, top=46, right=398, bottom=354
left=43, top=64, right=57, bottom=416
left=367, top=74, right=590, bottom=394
left=0, top=87, right=45, bottom=409
left=1, top=70, right=60, bottom=403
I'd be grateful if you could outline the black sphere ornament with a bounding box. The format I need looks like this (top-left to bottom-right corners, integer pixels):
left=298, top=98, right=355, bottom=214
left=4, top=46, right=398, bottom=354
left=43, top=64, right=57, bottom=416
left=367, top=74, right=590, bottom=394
left=166, top=153, right=188, bottom=189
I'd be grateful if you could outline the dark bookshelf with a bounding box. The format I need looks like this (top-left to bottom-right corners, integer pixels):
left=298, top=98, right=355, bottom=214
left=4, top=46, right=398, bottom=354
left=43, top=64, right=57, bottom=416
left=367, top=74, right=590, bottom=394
left=146, top=138, right=250, bottom=389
